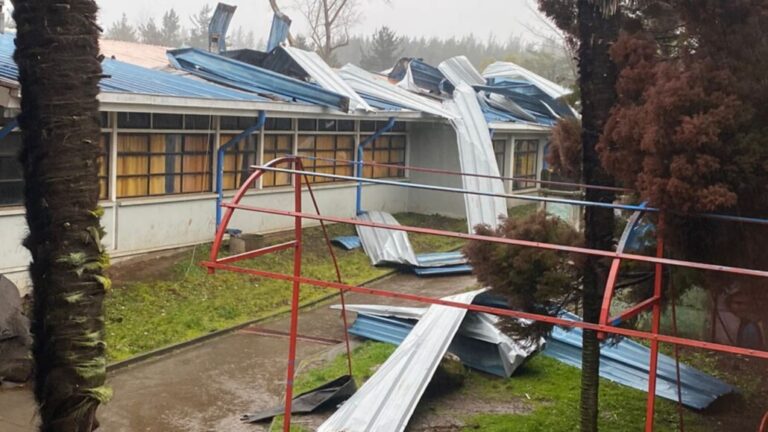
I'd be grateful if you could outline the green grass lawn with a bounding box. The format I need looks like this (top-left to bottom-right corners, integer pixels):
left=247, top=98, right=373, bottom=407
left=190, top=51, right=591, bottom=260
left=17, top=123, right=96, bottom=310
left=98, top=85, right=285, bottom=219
left=277, top=341, right=713, bottom=432
left=104, top=213, right=467, bottom=361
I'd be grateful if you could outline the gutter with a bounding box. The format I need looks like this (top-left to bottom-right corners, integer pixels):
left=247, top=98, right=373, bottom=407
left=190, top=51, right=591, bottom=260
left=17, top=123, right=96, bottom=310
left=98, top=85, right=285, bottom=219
left=215, top=110, right=266, bottom=230
left=356, top=117, right=395, bottom=215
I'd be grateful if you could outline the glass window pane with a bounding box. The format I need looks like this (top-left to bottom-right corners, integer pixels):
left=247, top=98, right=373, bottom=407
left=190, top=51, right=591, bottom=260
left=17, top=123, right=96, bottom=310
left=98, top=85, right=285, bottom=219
left=117, top=112, right=151, bottom=129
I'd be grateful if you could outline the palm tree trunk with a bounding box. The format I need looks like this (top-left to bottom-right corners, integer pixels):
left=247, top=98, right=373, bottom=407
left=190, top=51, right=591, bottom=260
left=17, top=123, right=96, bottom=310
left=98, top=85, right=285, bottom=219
left=577, top=0, right=620, bottom=431
left=12, top=1, right=110, bottom=431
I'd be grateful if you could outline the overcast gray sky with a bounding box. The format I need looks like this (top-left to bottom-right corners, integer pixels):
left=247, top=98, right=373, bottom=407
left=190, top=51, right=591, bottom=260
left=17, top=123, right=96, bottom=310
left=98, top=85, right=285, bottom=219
left=96, top=0, right=555, bottom=42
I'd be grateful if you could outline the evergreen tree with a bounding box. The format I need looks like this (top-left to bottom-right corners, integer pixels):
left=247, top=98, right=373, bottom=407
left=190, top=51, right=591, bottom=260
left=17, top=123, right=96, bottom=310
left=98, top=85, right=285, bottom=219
left=106, top=13, right=137, bottom=42
left=138, top=18, right=163, bottom=45
left=187, top=4, right=212, bottom=50
left=360, top=26, right=402, bottom=72
left=293, top=34, right=314, bottom=51
left=161, top=9, right=183, bottom=48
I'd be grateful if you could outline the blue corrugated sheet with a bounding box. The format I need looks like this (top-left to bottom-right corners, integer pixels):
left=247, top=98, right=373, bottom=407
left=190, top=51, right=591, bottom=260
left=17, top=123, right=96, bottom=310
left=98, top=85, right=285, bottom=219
left=412, top=265, right=473, bottom=277
left=167, top=48, right=351, bottom=111
left=389, top=58, right=455, bottom=95
left=267, top=12, right=292, bottom=52
left=545, top=312, right=735, bottom=410
left=332, top=236, right=362, bottom=250
left=209, top=3, right=237, bottom=53
left=0, top=33, right=268, bottom=101
left=348, top=310, right=734, bottom=409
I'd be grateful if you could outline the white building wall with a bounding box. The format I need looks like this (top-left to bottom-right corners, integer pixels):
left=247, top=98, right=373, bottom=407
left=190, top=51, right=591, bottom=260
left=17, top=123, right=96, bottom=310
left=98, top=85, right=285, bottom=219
left=0, top=183, right=405, bottom=295
left=406, top=122, right=467, bottom=219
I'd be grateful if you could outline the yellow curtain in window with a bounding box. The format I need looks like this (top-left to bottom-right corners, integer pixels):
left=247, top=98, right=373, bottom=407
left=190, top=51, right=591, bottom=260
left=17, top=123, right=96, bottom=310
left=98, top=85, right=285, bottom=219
left=117, top=134, right=149, bottom=198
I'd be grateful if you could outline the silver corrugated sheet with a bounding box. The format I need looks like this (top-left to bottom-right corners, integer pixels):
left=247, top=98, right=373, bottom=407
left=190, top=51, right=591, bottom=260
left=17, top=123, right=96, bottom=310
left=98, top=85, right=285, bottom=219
left=282, top=47, right=373, bottom=112
left=443, top=84, right=509, bottom=232
left=438, top=55, right=486, bottom=87
left=336, top=303, right=543, bottom=378
left=338, top=64, right=456, bottom=118
left=318, top=290, right=482, bottom=432
left=355, top=211, right=420, bottom=267
left=483, top=61, right=573, bottom=99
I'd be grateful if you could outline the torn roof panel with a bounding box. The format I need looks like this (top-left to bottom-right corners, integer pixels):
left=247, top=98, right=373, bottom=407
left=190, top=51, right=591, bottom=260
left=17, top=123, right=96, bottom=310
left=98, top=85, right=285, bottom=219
left=444, top=84, right=509, bottom=232
left=356, top=211, right=420, bottom=267
left=389, top=58, right=455, bottom=96
left=267, top=11, right=292, bottom=52
left=339, top=64, right=455, bottom=118
left=318, top=290, right=482, bottom=432
left=438, top=55, right=486, bottom=87
left=280, top=46, right=373, bottom=111
left=209, top=3, right=237, bottom=53
left=167, top=48, right=351, bottom=111
left=484, top=61, right=573, bottom=100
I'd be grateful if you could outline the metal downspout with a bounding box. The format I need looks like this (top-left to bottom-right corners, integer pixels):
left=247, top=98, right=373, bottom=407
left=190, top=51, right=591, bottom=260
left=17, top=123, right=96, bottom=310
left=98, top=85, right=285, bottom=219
left=0, top=117, right=18, bottom=140
left=356, top=117, right=395, bottom=216
left=216, top=111, right=266, bottom=230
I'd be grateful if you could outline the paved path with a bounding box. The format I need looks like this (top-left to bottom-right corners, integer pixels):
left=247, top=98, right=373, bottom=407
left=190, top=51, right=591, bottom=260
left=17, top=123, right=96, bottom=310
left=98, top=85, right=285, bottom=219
left=0, top=273, right=476, bottom=432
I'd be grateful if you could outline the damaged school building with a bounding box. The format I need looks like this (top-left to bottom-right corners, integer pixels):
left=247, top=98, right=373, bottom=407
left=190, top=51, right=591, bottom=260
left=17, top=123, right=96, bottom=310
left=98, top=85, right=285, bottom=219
left=0, top=8, right=570, bottom=295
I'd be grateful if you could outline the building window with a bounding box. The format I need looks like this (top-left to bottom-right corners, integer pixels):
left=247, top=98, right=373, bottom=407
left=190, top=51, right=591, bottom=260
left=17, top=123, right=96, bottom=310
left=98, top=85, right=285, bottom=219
left=361, top=121, right=406, bottom=133
left=361, top=135, right=406, bottom=178
left=262, top=134, right=293, bottom=187
left=493, top=139, right=507, bottom=176
left=221, top=134, right=258, bottom=190
left=298, top=135, right=354, bottom=183
left=116, top=134, right=212, bottom=198
left=1, top=132, right=109, bottom=205
left=0, top=132, right=22, bottom=206
left=514, top=139, right=539, bottom=190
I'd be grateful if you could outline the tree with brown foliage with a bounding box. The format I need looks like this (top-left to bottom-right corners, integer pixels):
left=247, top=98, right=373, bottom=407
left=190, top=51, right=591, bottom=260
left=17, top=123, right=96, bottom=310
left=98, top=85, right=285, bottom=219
left=547, top=116, right=583, bottom=180
left=12, top=0, right=110, bottom=430
left=598, top=0, right=768, bottom=271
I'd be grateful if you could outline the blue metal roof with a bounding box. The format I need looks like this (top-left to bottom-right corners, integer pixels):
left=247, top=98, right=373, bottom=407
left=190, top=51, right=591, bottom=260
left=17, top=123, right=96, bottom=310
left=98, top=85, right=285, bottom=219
left=0, top=33, right=268, bottom=101
left=168, top=48, right=351, bottom=111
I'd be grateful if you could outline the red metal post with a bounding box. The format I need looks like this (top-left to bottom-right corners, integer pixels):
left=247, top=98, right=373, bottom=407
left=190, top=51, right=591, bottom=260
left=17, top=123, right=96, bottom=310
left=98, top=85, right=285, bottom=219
left=283, top=166, right=303, bottom=432
left=645, top=219, right=665, bottom=432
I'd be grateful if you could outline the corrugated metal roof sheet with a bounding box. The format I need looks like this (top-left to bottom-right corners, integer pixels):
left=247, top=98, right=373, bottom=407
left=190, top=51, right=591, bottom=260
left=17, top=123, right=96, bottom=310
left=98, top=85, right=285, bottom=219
left=438, top=55, right=486, bottom=87
left=345, top=303, right=734, bottom=410
left=544, top=312, right=735, bottom=409
left=281, top=46, right=372, bottom=111
left=339, top=64, right=455, bottom=118
left=483, top=61, right=573, bottom=99
left=168, top=48, right=351, bottom=110
left=267, top=12, right=292, bottom=52
left=0, top=33, right=267, bottom=101
left=209, top=3, right=237, bottom=53
left=319, top=290, right=482, bottom=432
left=443, top=84, right=509, bottom=232
left=356, top=211, right=420, bottom=267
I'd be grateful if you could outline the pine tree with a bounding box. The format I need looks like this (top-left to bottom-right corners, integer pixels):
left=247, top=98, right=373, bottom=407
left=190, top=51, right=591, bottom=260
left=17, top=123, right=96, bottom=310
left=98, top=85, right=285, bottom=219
left=187, top=4, right=213, bottom=50
left=161, top=9, right=183, bottom=48
left=106, top=13, right=137, bottom=42
left=138, top=18, right=163, bottom=45
left=360, top=26, right=402, bottom=72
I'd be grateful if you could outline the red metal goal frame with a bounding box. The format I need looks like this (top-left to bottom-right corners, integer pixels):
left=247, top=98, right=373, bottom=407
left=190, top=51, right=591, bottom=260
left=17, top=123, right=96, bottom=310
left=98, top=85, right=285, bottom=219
left=203, top=157, right=768, bottom=432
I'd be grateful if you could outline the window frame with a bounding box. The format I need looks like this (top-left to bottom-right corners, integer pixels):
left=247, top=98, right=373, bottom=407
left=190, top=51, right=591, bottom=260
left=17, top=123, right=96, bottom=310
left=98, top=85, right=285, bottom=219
left=115, top=132, right=214, bottom=198
left=513, top=138, right=540, bottom=190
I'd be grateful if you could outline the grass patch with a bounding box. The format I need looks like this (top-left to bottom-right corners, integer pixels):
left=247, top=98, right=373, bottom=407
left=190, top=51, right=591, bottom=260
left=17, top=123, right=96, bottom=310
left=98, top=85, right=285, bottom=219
left=281, top=341, right=713, bottom=431
left=104, top=213, right=466, bottom=361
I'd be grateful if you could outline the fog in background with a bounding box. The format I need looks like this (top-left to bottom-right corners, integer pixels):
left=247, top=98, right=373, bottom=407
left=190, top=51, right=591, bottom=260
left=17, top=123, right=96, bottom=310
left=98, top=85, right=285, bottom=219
left=95, top=0, right=556, bottom=43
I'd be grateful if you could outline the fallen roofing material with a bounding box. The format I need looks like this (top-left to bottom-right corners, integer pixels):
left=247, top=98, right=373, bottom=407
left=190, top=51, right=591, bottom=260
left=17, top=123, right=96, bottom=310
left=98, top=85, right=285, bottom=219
left=345, top=300, right=734, bottom=409
left=331, top=236, right=363, bottom=251
left=242, top=375, right=356, bottom=423
left=356, top=211, right=420, bottom=267
left=443, top=84, right=509, bottom=232
left=280, top=46, right=372, bottom=112
left=339, top=303, right=542, bottom=378
left=167, top=48, right=351, bottom=111
left=318, top=290, right=482, bottom=432
left=338, top=64, right=455, bottom=118
left=355, top=213, right=470, bottom=271
left=544, top=312, right=735, bottom=410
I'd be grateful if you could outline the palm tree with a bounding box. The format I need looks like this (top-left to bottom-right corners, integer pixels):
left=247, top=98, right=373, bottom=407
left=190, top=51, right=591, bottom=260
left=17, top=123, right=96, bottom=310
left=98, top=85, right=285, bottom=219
left=576, top=0, right=621, bottom=431
left=12, top=1, right=110, bottom=431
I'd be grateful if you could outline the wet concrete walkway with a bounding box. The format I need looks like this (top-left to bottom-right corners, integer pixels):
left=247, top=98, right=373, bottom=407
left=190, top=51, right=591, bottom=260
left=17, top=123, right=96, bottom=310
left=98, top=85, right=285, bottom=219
left=0, top=273, right=476, bottom=432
